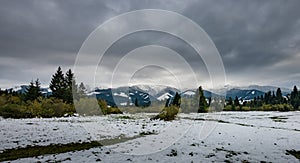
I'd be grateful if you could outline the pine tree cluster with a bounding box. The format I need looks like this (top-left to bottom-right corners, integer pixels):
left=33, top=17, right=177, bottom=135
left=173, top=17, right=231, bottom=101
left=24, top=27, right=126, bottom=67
left=226, top=87, right=300, bottom=111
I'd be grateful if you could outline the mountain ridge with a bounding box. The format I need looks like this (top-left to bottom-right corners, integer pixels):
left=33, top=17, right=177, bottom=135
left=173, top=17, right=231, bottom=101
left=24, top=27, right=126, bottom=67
left=6, top=84, right=293, bottom=106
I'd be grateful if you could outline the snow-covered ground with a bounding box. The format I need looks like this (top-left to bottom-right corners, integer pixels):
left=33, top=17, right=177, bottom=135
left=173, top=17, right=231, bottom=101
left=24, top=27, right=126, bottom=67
left=0, top=111, right=299, bottom=162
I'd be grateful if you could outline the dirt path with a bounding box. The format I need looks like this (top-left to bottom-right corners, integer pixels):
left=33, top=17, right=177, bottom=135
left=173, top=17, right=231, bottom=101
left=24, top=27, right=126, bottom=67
left=0, top=135, right=143, bottom=162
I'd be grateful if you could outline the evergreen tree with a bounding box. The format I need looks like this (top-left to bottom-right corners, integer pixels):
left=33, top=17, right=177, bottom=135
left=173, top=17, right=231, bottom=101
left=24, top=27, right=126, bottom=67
left=49, top=67, right=66, bottom=100
left=165, top=98, right=171, bottom=107
left=65, top=69, right=75, bottom=103
left=276, top=88, right=283, bottom=104
left=253, top=97, right=257, bottom=106
left=134, top=98, right=139, bottom=107
left=25, top=79, right=42, bottom=101
left=291, top=86, right=298, bottom=99
left=264, top=91, right=271, bottom=104
left=227, top=97, right=233, bottom=106
left=242, top=101, right=247, bottom=106
left=234, top=96, right=240, bottom=107
left=291, top=85, right=300, bottom=109
left=172, top=92, right=181, bottom=107
left=271, top=91, right=276, bottom=104
left=198, top=86, right=208, bottom=113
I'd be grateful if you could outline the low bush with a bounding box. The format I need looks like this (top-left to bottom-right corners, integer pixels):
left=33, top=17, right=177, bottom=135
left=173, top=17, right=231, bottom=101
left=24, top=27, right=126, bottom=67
left=0, top=95, right=75, bottom=118
left=0, top=104, right=30, bottom=118
left=240, top=106, right=251, bottom=111
left=26, top=97, right=75, bottom=118
left=224, top=105, right=233, bottom=111
left=151, top=105, right=179, bottom=121
left=272, top=104, right=293, bottom=112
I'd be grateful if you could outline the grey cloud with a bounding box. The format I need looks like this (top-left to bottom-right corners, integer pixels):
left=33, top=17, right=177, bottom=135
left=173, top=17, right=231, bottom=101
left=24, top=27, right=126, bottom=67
left=182, top=1, right=300, bottom=72
left=0, top=0, right=300, bottom=89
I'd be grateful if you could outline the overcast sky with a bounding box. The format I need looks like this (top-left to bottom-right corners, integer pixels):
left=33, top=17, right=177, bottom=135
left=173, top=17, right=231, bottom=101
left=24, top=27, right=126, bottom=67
left=1, top=0, right=300, bottom=89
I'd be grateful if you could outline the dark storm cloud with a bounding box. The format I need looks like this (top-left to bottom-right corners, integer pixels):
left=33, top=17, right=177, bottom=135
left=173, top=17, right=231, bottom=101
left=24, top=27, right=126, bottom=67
left=0, top=0, right=300, bottom=88
left=0, top=0, right=117, bottom=87
left=0, top=0, right=110, bottom=59
left=192, top=1, right=300, bottom=73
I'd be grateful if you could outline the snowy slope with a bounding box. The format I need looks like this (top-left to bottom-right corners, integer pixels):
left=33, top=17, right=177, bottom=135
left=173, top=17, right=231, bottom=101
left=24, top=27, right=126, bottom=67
left=2, top=112, right=300, bottom=162
left=157, top=92, right=173, bottom=101
left=131, top=84, right=170, bottom=97
left=226, top=89, right=265, bottom=100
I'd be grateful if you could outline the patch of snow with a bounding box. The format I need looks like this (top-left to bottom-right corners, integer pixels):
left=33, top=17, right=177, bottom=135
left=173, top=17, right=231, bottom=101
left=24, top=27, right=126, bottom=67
left=86, top=92, right=100, bottom=96
left=12, top=86, right=22, bottom=92
left=157, top=93, right=173, bottom=101
left=120, top=102, right=127, bottom=106
left=1, top=112, right=300, bottom=162
left=183, top=90, right=195, bottom=96
left=135, top=84, right=169, bottom=96
left=113, top=92, right=128, bottom=98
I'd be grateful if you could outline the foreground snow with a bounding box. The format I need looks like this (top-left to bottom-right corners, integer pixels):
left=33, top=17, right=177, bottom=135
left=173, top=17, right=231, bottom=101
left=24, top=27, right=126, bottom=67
left=0, top=111, right=299, bottom=162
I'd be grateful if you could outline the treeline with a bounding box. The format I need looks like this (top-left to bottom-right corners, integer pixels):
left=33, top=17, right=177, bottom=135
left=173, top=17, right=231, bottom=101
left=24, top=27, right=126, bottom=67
left=180, top=86, right=300, bottom=113
left=224, top=87, right=300, bottom=111
left=0, top=67, right=121, bottom=118
left=1, top=67, right=300, bottom=118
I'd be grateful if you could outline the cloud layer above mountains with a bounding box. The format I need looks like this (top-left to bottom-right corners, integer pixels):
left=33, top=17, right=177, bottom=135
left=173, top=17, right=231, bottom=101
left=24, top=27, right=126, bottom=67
left=1, top=0, right=300, bottom=89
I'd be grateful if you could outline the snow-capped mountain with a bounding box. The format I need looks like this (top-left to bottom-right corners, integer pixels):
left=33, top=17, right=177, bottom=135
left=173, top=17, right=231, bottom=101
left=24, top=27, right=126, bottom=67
left=181, top=89, right=219, bottom=98
left=131, top=84, right=170, bottom=97
left=88, top=86, right=155, bottom=107
left=11, top=85, right=28, bottom=94
left=225, top=89, right=265, bottom=100
left=211, top=84, right=292, bottom=98
left=134, top=85, right=220, bottom=100
left=7, top=85, right=52, bottom=96
left=132, top=84, right=180, bottom=99
left=87, top=85, right=272, bottom=105
left=240, top=85, right=291, bottom=95
left=214, top=84, right=291, bottom=95
left=182, top=90, right=196, bottom=96
left=5, top=84, right=293, bottom=106
left=157, top=92, right=173, bottom=101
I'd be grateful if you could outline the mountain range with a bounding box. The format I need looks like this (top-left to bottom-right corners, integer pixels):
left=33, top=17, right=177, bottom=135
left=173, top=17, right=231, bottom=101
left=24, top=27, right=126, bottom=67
left=85, top=84, right=292, bottom=106
left=8, top=84, right=292, bottom=107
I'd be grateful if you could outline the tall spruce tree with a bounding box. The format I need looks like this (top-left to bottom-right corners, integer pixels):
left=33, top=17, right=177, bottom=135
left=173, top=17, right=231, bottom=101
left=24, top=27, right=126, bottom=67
left=291, top=86, right=298, bottom=99
left=264, top=91, right=272, bottom=104
left=291, top=85, right=300, bottom=109
left=253, top=97, right=257, bottom=106
left=198, top=86, right=208, bottom=113
left=234, top=96, right=240, bottom=107
left=276, top=88, right=283, bottom=104
left=172, top=92, right=181, bottom=107
left=49, top=67, right=66, bottom=100
left=271, top=91, right=276, bottom=104
left=227, top=97, right=233, bottom=106
left=134, top=98, right=139, bottom=107
left=65, top=69, right=75, bottom=103
left=25, top=79, right=42, bottom=101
